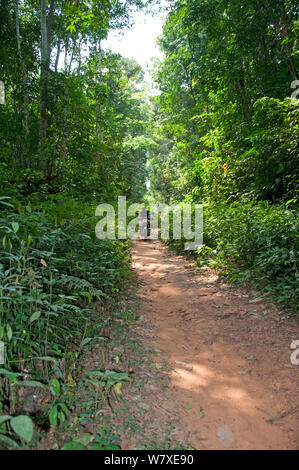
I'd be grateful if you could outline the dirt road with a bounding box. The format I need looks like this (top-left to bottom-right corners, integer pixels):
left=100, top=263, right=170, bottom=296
left=128, top=240, right=299, bottom=450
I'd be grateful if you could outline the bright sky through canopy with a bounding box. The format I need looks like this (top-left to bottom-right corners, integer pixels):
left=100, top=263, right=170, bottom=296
left=102, top=2, right=168, bottom=68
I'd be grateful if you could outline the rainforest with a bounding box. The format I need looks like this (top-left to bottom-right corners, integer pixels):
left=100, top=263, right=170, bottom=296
left=0, top=0, right=298, bottom=452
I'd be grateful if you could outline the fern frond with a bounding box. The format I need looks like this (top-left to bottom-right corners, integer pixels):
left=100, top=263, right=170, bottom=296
left=59, top=275, right=106, bottom=300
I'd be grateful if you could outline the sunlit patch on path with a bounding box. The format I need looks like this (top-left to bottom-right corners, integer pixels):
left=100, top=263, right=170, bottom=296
left=128, top=240, right=299, bottom=450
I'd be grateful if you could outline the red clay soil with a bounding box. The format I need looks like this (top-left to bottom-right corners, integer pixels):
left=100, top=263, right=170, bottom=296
left=128, top=240, right=299, bottom=450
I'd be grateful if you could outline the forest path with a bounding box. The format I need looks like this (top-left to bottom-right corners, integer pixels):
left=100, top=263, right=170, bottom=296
left=126, top=240, right=298, bottom=450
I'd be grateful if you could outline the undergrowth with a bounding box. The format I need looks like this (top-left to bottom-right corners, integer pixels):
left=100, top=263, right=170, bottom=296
left=163, top=201, right=298, bottom=312
left=0, top=196, right=131, bottom=448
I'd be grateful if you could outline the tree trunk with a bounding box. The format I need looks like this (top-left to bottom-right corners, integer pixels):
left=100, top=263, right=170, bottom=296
left=96, top=41, right=103, bottom=145
left=12, top=87, right=22, bottom=164
left=15, top=0, right=30, bottom=167
left=51, top=18, right=63, bottom=173
left=60, top=35, right=69, bottom=176
left=38, top=0, right=55, bottom=172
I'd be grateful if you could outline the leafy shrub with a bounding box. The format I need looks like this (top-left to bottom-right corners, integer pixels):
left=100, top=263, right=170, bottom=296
left=202, top=202, right=298, bottom=310
left=0, top=197, right=131, bottom=446
left=189, top=98, right=299, bottom=205
left=164, top=201, right=298, bottom=311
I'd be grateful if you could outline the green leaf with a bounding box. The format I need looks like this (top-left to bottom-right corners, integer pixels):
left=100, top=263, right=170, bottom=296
left=10, top=415, right=34, bottom=442
left=16, top=380, right=44, bottom=387
left=73, top=433, right=93, bottom=446
left=80, top=337, right=92, bottom=348
left=6, top=325, right=12, bottom=342
left=61, top=441, right=87, bottom=450
left=0, top=368, right=24, bottom=378
left=0, top=434, right=20, bottom=449
left=53, top=361, right=63, bottom=379
left=29, top=311, right=41, bottom=323
left=49, top=406, right=58, bottom=427
left=58, top=411, right=66, bottom=424
left=11, top=222, right=19, bottom=233
left=85, top=370, right=104, bottom=377
left=49, top=378, right=60, bottom=396
left=58, top=403, right=69, bottom=415
left=0, top=415, right=11, bottom=425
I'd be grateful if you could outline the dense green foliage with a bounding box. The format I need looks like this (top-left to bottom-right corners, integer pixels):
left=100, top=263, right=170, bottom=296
left=0, top=0, right=153, bottom=448
left=0, top=0, right=298, bottom=449
left=162, top=201, right=298, bottom=310
left=0, top=0, right=152, bottom=200
left=0, top=196, right=131, bottom=447
left=149, top=0, right=298, bottom=310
